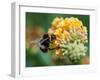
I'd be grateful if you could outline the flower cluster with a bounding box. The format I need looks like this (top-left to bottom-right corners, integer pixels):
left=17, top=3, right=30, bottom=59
left=48, top=17, right=88, bottom=63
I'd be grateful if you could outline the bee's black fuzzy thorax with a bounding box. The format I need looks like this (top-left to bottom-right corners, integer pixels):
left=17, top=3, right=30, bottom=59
left=39, top=34, right=50, bottom=53
left=39, top=34, right=56, bottom=53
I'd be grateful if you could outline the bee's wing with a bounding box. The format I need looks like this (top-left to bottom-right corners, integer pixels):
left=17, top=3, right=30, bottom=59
left=30, top=37, right=42, bottom=44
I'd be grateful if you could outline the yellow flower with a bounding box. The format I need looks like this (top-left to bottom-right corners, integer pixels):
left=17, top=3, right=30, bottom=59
left=61, top=33, right=66, bottom=41
left=48, top=17, right=88, bottom=58
left=54, top=28, right=63, bottom=35
left=48, top=16, right=88, bottom=48
left=50, top=40, right=59, bottom=48
left=83, top=26, right=87, bottom=33
left=63, top=17, right=83, bottom=30
left=52, top=17, right=63, bottom=29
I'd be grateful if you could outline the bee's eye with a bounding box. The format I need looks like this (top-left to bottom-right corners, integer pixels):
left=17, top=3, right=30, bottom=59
left=51, top=34, right=56, bottom=40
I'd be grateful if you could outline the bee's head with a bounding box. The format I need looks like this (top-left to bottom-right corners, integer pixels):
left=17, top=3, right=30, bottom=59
left=50, top=34, right=56, bottom=41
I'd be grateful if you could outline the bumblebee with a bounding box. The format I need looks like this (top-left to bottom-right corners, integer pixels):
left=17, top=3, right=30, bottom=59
left=39, top=34, right=56, bottom=53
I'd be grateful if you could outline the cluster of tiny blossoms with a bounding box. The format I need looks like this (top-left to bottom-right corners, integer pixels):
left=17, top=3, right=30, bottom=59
left=48, top=17, right=88, bottom=63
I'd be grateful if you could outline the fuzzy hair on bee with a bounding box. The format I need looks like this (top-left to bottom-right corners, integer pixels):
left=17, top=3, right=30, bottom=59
left=39, top=34, right=50, bottom=52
